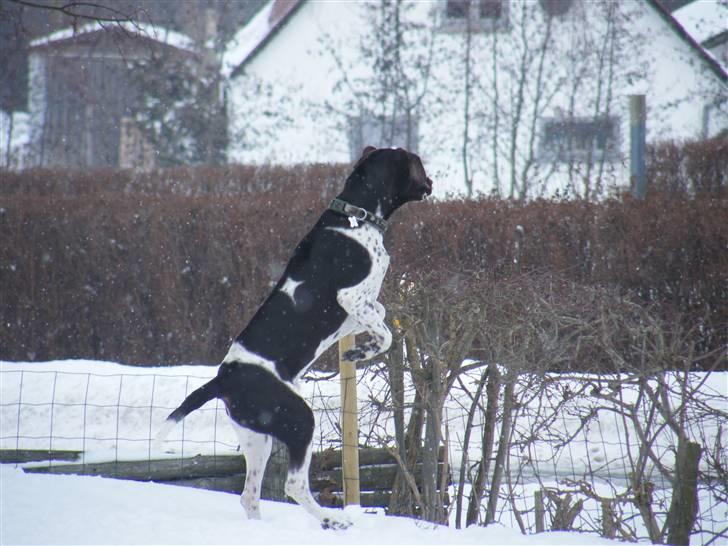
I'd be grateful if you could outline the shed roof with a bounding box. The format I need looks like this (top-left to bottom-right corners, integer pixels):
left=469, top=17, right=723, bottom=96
left=29, top=22, right=197, bottom=54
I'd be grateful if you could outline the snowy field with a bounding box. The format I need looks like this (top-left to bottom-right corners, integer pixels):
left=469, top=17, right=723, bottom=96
left=1, top=359, right=726, bottom=545
left=1, top=464, right=623, bottom=546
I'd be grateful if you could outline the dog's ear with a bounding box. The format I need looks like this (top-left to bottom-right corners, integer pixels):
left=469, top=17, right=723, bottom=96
left=351, top=146, right=378, bottom=172
left=407, top=151, right=426, bottom=182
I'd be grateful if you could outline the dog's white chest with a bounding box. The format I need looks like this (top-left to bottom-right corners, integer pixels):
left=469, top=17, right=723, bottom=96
left=329, top=224, right=389, bottom=294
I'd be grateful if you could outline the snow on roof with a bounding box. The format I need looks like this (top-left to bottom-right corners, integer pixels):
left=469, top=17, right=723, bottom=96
left=29, top=21, right=197, bottom=52
left=673, top=0, right=728, bottom=45
left=222, top=0, right=300, bottom=79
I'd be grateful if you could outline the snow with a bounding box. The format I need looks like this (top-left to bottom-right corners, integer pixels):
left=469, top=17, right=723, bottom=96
left=2, top=359, right=726, bottom=544
left=0, top=111, right=30, bottom=169
left=222, top=0, right=276, bottom=78
left=673, top=0, right=728, bottom=45
left=0, top=465, right=619, bottom=545
left=29, top=21, right=197, bottom=52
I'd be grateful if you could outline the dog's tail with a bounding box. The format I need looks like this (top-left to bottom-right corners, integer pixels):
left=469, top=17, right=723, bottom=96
left=154, top=377, right=222, bottom=451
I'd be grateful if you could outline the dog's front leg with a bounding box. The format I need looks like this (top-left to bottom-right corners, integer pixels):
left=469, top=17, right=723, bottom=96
left=338, top=292, right=392, bottom=362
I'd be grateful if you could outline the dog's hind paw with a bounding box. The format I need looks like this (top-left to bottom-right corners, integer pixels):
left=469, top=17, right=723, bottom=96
left=320, top=517, right=352, bottom=531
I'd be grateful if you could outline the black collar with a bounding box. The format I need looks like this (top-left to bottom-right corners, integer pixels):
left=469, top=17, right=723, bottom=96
left=328, top=198, right=388, bottom=232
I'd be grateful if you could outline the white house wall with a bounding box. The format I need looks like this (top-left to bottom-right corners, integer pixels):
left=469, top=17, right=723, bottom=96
left=26, top=53, right=47, bottom=167
left=227, top=1, right=366, bottom=165
left=227, top=0, right=727, bottom=199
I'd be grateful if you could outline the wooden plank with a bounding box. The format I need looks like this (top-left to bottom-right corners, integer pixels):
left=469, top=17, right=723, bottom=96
left=0, top=449, right=81, bottom=464
left=312, top=462, right=450, bottom=492
left=21, top=449, right=450, bottom=503
left=313, top=446, right=448, bottom=471
left=16, top=447, right=447, bottom=475
left=158, top=477, right=394, bottom=509
left=23, top=454, right=245, bottom=481
left=160, top=474, right=246, bottom=495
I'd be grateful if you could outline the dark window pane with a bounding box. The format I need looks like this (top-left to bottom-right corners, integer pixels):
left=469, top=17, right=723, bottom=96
left=539, top=0, right=574, bottom=17
left=446, top=0, right=470, bottom=19
left=480, top=0, right=503, bottom=19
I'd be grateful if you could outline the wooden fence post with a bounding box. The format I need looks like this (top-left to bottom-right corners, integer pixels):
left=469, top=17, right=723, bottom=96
left=630, top=94, right=647, bottom=200
left=339, top=334, right=360, bottom=506
left=667, top=441, right=702, bottom=546
left=534, top=489, right=545, bottom=533
left=262, top=439, right=288, bottom=501
left=601, top=500, right=616, bottom=539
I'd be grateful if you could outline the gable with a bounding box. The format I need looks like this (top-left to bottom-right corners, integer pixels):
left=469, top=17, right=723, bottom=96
left=645, top=0, right=727, bottom=82
left=224, top=0, right=303, bottom=79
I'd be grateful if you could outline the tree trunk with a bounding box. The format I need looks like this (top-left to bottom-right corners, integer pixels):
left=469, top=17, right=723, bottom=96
left=421, top=356, right=445, bottom=524
left=666, top=441, right=702, bottom=546
left=388, top=389, right=424, bottom=516
left=455, top=369, right=489, bottom=528
left=466, top=364, right=500, bottom=526
left=485, top=377, right=515, bottom=525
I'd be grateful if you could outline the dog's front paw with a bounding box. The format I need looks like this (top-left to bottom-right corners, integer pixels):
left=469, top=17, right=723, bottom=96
left=321, top=515, right=352, bottom=530
left=342, top=348, right=368, bottom=362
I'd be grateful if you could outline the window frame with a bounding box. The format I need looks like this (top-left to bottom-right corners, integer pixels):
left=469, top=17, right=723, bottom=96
left=441, top=0, right=510, bottom=33
left=348, top=112, right=419, bottom=161
left=539, top=115, right=621, bottom=163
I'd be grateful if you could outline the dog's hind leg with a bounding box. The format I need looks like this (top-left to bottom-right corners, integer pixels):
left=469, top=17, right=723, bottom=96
left=231, top=422, right=271, bottom=520
left=282, top=404, right=352, bottom=530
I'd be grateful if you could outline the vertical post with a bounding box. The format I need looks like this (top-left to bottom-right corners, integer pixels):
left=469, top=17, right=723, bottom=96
left=630, top=94, right=647, bottom=200
left=339, top=334, right=360, bottom=506
left=262, top=439, right=289, bottom=501
left=534, top=489, right=545, bottom=533
left=666, top=441, right=702, bottom=546
left=601, top=500, right=616, bottom=538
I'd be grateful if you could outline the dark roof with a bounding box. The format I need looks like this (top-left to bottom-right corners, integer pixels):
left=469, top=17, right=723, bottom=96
left=646, top=0, right=727, bottom=82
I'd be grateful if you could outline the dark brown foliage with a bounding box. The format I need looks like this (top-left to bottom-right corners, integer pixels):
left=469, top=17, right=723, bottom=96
left=1, top=142, right=725, bottom=367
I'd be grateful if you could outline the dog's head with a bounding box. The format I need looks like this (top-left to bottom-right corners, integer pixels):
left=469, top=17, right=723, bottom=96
left=345, top=146, right=433, bottom=218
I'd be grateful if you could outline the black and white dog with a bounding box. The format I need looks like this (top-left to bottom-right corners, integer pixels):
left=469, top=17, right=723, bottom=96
left=156, top=146, right=432, bottom=529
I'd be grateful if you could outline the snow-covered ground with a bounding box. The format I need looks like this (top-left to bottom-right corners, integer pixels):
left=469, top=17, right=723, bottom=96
left=1, top=359, right=726, bottom=544
left=1, top=464, right=620, bottom=545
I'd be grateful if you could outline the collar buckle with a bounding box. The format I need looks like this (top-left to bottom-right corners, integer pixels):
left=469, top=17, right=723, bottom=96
left=329, top=198, right=388, bottom=232
left=344, top=204, right=368, bottom=221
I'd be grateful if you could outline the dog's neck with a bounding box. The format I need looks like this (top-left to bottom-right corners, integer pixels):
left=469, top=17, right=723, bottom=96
left=337, top=177, right=401, bottom=221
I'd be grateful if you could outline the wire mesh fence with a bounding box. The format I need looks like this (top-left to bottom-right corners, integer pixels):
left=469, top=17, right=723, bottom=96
left=0, top=367, right=346, bottom=464
left=1, top=364, right=726, bottom=545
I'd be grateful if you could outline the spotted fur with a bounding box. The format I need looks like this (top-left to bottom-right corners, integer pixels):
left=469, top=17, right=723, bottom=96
left=156, top=147, right=432, bottom=529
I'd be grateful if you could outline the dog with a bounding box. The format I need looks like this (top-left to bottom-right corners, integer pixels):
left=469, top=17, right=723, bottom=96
left=156, top=146, right=432, bottom=529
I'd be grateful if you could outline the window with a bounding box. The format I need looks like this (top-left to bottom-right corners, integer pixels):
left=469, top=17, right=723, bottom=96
left=348, top=113, right=419, bottom=161
left=443, top=0, right=509, bottom=32
left=539, top=0, right=574, bottom=17
left=446, top=0, right=469, bottom=19
left=540, top=116, right=620, bottom=163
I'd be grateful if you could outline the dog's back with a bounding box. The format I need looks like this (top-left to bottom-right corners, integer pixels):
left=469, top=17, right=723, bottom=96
left=155, top=147, right=432, bottom=528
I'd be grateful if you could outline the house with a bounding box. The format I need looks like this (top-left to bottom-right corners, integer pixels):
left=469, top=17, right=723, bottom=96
left=24, top=22, right=198, bottom=170
left=224, top=0, right=727, bottom=199
left=673, top=0, right=728, bottom=70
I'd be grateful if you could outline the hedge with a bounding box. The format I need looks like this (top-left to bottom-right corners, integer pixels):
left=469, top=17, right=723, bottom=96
left=1, top=140, right=725, bottom=365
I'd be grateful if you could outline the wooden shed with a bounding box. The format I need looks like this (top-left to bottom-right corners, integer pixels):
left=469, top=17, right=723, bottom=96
left=27, top=23, right=198, bottom=169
